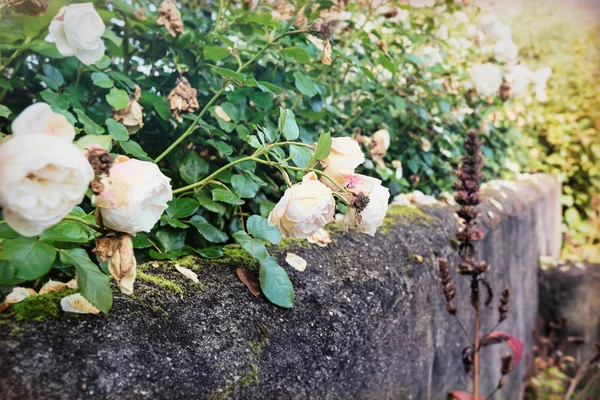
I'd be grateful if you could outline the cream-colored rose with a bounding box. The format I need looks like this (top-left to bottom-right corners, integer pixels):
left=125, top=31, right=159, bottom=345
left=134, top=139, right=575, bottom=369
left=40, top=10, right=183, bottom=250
left=268, top=172, right=335, bottom=239
left=470, top=63, right=503, bottom=97
left=320, top=137, right=365, bottom=189
left=494, top=39, right=518, bottom=65
left=505, top=65, right=532, bottom=98
left=45, top=3, right=105, bottom=65
left=344, top=183, right=390, bottom=236
left=12, top=103, right=75, bottom=141
left=93, top=158, right=172, bottom=235
left=0, top=134, right=94, bottom=236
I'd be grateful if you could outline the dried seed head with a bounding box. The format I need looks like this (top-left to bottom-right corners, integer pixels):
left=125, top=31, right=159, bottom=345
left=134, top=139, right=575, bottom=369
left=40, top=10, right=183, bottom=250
left=85, top=147, right=114, bottom=178
left=352, top=192, right=370, bottom=213
left=6, top=0, right=48, bottom=16
left=499, top=81, right=511, bottom=102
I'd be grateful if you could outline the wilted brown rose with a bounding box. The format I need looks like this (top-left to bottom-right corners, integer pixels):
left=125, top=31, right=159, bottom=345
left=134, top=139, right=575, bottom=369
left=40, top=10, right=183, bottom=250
left=7, top=0, right=48, bottom=16
left=94, top=232, right=137, bottom=295
left=168, top=77, right=199, bottom=122
left=113, top=85, right=144, bottom=133
left=157, top=0, right=184, bottom=37
left=322, top=39, right=332, bottom=65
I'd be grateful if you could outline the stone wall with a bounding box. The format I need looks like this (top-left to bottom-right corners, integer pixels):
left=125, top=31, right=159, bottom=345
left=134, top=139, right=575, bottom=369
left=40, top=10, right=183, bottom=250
left=0, top=174, right=561, bottom=400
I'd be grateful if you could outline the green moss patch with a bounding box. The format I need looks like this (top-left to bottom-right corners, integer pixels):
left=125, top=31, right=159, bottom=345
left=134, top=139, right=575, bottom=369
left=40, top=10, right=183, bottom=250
left=11, top=289, right=76, bottom=321
left=137, top=271, right=185, bottom=294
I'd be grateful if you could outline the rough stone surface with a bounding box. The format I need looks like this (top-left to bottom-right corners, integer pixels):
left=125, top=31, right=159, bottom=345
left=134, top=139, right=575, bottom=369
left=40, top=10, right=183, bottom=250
left=0, top=174, right=560, bottom=400
left=538, top=261, right=600, bottom=358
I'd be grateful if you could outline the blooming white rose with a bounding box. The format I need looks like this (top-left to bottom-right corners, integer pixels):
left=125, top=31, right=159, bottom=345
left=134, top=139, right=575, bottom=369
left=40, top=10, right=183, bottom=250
left=268, top=172, right=335, bottom=239
left=470, top=63, right=503, bottom=97
left=420, top=46, right=444, bottom=68
left=45, top=3, right=105, bottom=65
left=505, top=65, right=532, bottom=98
left=494, top=39, right=518, bottom=65
left=0, top=134, right=94, bottom=236
left=344, top=183, right=390, bottom=236
left=93, top=158, right=172, bottom=235
left=12, top=103, right=75, bottom=142
left=320, top=137, right=365, bottom=189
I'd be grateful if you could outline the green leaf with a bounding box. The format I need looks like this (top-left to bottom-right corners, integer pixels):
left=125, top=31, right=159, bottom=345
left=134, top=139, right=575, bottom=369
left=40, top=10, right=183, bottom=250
left=0, top=259, right=22, bottom=286
left=161, top=215, right=189, bottom=229
left=42, top=64, right=64, bottom=87
left=293, top=71, right=318, bottom=97
left=166, top=198, right=199, bottom=219
left=278, top=107, right=299, bottom=140
left=149, top=249, right=189, bottom=260
left=313, top=131, right=331, bottom=161
left=94, top=55, right=111, bottom=69
left=212, top=187, right=245, bottom=205
left=60, top=248, right=112, bottom=313
left=74, top=109, right=105, bottom=135
left=120, top=140, right=151, bottom=160
left=0, top=237, right=56, bottom=281
left=75, top=134, right=113, bottom=151
left=155, top=229, right=187, bottom=253
left=190, top=216, right=228, bottom=243
left=290, top=144, right=313, bottom=168
left=259, top=256, right=294, bottom=308
left=195, top=191, right=227, bottom=215
left=232, top=231, right=269, bottom=262
left=91, top=72, right=114, bottom=88
left=39, top=220, right=96, bottom=243
left=105, top=118, right=129, bottom=141
left=179, top=152, right=209, bottom=184
left=281, top=47, right=311, bottom=63
left=204, top=45, right=230, bottom=61
left=102, top=29, right=123, bottom=46
left=106, top=87, right=130, bottom=110
left=247, top=215, right=281, bottom=244
left=212, top=66, right=246, bottom=82
left=195, top=246, right=224, bottom=259
left=0, top=104, right=11, bottom=118
left=132, top=233, right=153, bottom=249
left=231, top=175, right=259, bottom=198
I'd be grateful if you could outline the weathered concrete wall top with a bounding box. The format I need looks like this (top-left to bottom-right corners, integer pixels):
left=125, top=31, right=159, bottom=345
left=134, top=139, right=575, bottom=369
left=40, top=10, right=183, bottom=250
left=0, top=174, right=561, bottom=400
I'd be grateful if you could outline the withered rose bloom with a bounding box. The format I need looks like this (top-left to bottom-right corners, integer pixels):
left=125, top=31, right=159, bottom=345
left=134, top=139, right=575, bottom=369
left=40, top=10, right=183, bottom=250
left=322, top=39, right=332, bottom=65
left=94, top=232, right=137, bottom=295
left=113, top=85, right=144, bottom=133
left=168, top=77, right=199, bottom=122
left=7, top=0, right=48, bottom=16
left=157, top=0, right=184, bottom=37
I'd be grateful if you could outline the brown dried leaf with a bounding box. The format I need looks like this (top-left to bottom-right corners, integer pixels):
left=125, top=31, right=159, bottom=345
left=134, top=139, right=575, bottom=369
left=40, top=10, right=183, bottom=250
left=322, top=39, right=332, bottom=65
left=94, top=232, right=137, bottom=295
left=113, top=91, right=144, bottom=134
left=236, top=268, right=260, bottom=296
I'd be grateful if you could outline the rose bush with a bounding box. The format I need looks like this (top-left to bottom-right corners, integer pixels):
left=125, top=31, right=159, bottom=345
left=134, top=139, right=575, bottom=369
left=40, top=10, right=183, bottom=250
left=0, top=0, right=554, bottom=312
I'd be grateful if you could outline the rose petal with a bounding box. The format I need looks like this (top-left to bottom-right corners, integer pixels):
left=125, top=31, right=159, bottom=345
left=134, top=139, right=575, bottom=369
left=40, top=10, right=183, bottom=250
left=285, top=253, right=307, bottom=272
left=4, top=287, right=37, bottom=304
left=60, top=293, right=100, bottom=314
left=175, top=265, right=199, bottom=283
left=39, top=280, right=68, bottom=295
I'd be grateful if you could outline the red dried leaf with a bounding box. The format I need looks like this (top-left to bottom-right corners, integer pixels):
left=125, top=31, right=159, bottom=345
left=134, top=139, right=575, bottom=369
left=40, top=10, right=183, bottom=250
left=448, top=390, right=485, bottom=400
left=0, top=303, right=10, bottom=313
left=236, top=267, right=260, bottom=296
left=486, top=331, right=524, bottom=367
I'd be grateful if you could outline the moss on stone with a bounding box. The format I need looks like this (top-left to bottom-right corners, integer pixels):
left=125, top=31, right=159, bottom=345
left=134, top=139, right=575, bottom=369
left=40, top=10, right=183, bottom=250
left=137, top=272, right=184, bottom=294
left=276, top=236, right=312, bottom=250
left=213, top=245, right=259, bottom=269
left=379, top=205, right=437, bottom=234
left=11, top=289, right=76, bottom=321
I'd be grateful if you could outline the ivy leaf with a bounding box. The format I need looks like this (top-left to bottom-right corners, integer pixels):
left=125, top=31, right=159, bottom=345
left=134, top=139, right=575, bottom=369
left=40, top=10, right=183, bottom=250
left=231, top=175, right=259, bottom=198
left=190, top=215, right=228, bottom=243
left=59, top=248, right=112, bottom=313
left=179, top=152, right=209, bottom=184
left=313, top=130, right=332, bottom=161
left=259, top=256, right=294, bottom=308
left=74, top=109, right=105, bottom=135
left=106, top=118, right=129, bottom=141
left=278, top=107, right=299, bottom=140
left=281, top=47, right=311, bottom=63
left=0, top=237, right=56, bottom=281
left=293, top=71, right=318, bottom=97
left=91, top=72, right=114, bottom=88
left=212, top=187, right=245, bottom=205
left=166, top=198, right=199, bottom=219
left=106, top=87, right=130, bottom=110
left=232, top=231, right=269, bottom=262
left=247, top=215, right=281, bottom=244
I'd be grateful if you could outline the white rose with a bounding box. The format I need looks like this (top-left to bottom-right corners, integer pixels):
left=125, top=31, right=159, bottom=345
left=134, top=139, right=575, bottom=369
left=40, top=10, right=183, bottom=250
left=0, top=134, right=94, bottom=236
left=93, top=158, right=172, bottom=235
left=505, top=65, right=532, bottom=98
left=470, top=63, right=503, bottom=97
left=420, top=46, right=444, bottom=68
left=268, top=172, right=335, bottom=239
left=320, top=137, right=365, bottom=189
left=494, top=39, right=518, bottom=65
left=344, top=183, right=390, bottom=236
left=12, top=103, right=75, bottom=142
left=410, top=0, right=437, bottom=8
left=45, top=3, right=105, bottom=65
